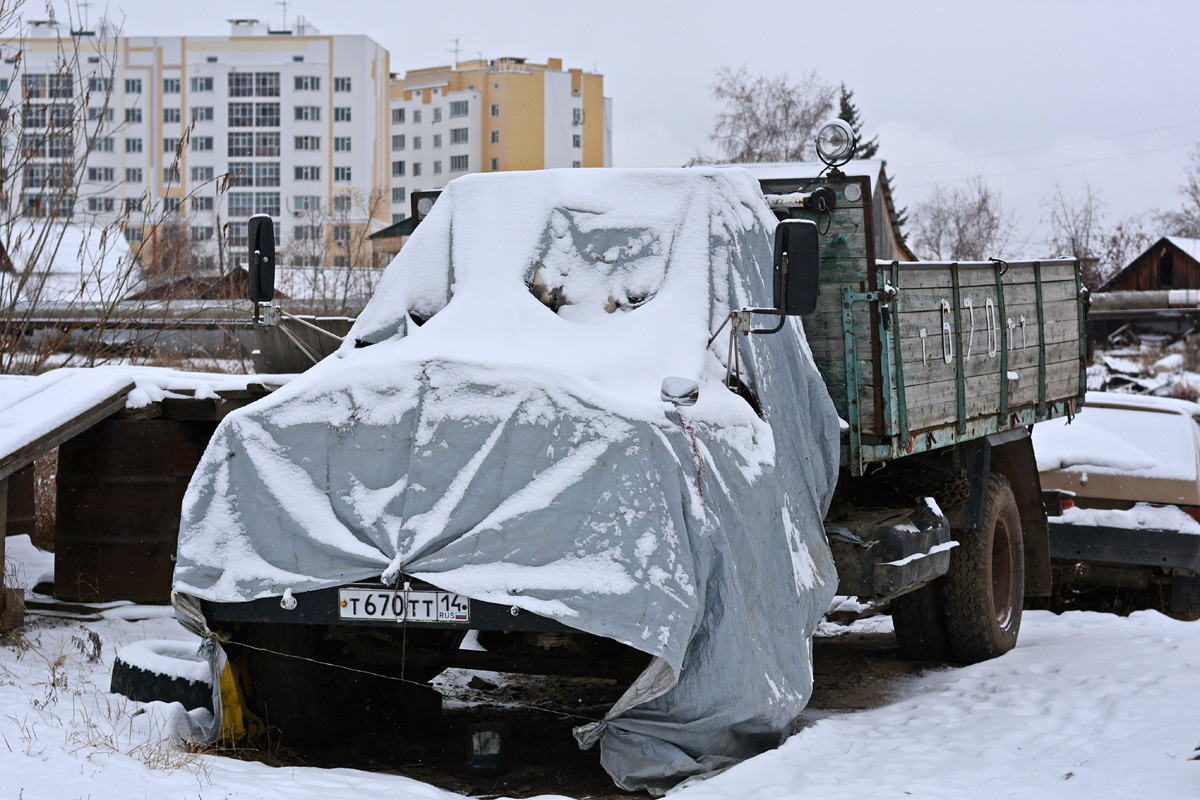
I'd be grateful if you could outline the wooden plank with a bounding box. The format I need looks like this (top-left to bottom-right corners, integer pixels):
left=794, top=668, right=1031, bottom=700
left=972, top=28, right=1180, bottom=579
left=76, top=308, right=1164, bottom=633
left=907, top=375, right=1080, bottom=433
left=891, top=260, right=1078, bottom=290
left=895, top=279, right=1079, bottom=314
left=895, top=312, right=1082, bottom=347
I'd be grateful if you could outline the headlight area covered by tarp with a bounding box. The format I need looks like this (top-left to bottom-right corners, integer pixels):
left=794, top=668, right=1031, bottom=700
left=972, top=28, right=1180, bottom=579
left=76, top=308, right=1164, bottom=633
left=173, top=167, right=841, bottom=793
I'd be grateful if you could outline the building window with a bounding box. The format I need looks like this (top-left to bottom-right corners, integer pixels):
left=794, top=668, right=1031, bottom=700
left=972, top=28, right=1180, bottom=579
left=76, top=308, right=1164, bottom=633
left=254, top=103, right=280, bottom=127
left=391, top=160, right=405, bottom=177
left=47, top=73, right=72, bottom=98
left=432, top=108, right=442, bottom=123
left=125, top=107, right=142, bottom=124
left=1161, top=252, right=1175, bottom=288
left=87, top=77, right=111, bottom=92
left=334, top=166, right=352, bottom=182
left=124, top=198, right=142, bottom=213
left=255, top=191, right=281, bottom=217
left=228, top=132, right=254, bottom=157
left=412, top=163, right=421, bottom=177
left=126, top=167, right=143, bottom=182
left=450, top=155, right=468, bottom=172
left=334, top=136, right=352, bottom=152
left=490, top=157, right=499, bottom=171
left=451, top=127, right=469, bottom=145
left=433, top=134, right=442, bottom=149
left=164, top=165, right=181, bottom=183
left=255, top=73, right=280, bottom=97
left=229, top=73, right=254, bottom=97
left=295, top=165, right=321, bottom=181
left=87, top=107, right=114, bottom=122
left=255, top=132, right=280, bottom=157
left=413, top=136, right=422, bottom=150
left=572, top=108, right=583, bottom=124
left=449, top=100, right=468, bottom=118
left=228, top=162, right=253, bottom=186
left=229, top=103, right=254, bottom=127
left=190, top=106, right=214, bottom=122
left=332, top=255, right=349, bottom=267
left=392, top=108, right=405, bottom=124
left=333, top=195, right=353, bottom=212
left=22, top=74, right=45, bottom=98
left=333, top=224, right=351, bottom=242
left=207, top=56, right=218, bottom=63
left=334, top=77, right=352, bottom=92
left=164, top=78, right=181, bottom=93
left=191, top=136, right=214, bottom=151
left=334, top=107, right=351, bottom=122
left=92, top=136, right=115, bottom=152
left=124, top=78, right=142, bottom=95
left=190, top=76, right=213, bottom=92
left=490, top=130, right=499, bottom=145
left=293, top=224, right=321, bottom=240
left=227, top=222, right=247, bottom=247
left=164, top=137, right=181, bottom=155
left=124, top=227, right=142, bottom=242
left=572, top=160, right=582, bottom=168
left=294, top=135, right=320, bottom=151
left=392, top=213, right=406, bottom=224
left=490, top=103, right=499, bottom=117
left=392, top=187, right=405, bottom=203
left=294, top=195, right=321, bottom=213
left=87, top=197, right=114, bottom=212
left=192, top=196, right=214, bottom=211
left=125, top=137, right=142, bottom=153
left=163, top=197, right=182, bottom=213
left=228, top=192, right=254, bottom=217
left=413, top=110, right=422, bottom=124
left=294, top=105, right=320, bottom=121
left=392, top=134, right=405, bottom=151
left=87, top=167, right=115, bottom=182
left=433, top=160, right=442, bottom=175
left=192, top=165, right=214, bottom=181
left=254, top=162, right=280, bottom=187
left=190, top=226, right=214, bottom=241
left=572, top=133, right=581, bottom=148
left=295, top=76, right=320, bottom=91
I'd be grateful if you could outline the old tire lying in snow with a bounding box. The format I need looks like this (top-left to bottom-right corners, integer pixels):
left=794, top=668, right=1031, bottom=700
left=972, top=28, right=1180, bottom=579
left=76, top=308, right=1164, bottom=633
left=940, top=472, right=1025, bottom=664
left=110, top=639, right=213, bottom=711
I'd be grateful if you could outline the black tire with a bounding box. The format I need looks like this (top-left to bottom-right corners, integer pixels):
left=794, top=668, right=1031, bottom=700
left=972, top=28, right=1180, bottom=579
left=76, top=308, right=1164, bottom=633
left=941, top=472, right=1024, bottom=664
left=891, top=583, right=950, bottom=660
left=110, top=639, right=213, bottom=711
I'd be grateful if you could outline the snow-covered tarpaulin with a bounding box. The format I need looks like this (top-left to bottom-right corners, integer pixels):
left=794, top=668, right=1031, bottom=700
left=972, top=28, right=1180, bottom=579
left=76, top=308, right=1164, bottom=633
left=174, top=168, right=841, bottom=792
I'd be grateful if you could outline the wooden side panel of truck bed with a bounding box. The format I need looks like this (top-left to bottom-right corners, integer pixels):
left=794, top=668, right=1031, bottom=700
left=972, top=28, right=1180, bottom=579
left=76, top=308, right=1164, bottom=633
left=762, top=173, right=1087, bottom=475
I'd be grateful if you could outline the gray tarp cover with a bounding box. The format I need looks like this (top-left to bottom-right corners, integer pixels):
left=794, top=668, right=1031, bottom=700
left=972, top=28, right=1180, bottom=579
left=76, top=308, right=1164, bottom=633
left=174, top=168, right=840, bottom=793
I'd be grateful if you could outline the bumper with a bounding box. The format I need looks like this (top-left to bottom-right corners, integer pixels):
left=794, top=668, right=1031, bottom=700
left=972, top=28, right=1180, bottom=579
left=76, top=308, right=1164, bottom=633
left=201, top=577, right=574, bottom=633
left=827, top=505, right=954, bottom=600
left=1047, top=521, right=1200, bottom=575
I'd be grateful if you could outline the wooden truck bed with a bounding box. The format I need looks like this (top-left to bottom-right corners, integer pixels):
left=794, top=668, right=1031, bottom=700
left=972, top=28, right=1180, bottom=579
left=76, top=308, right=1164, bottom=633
left=763, top=171, right=1087, bottom=475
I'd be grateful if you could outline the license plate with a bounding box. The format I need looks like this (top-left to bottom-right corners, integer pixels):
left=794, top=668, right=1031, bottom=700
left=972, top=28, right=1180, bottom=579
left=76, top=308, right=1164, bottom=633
left=338, top=587, right=470, bottom=623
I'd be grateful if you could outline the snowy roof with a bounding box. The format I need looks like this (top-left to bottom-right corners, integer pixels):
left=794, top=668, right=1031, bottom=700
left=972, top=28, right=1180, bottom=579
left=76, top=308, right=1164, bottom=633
left=1165, top=236, right=1200, bottom=263
left=708, top=159, right=888, bottom=182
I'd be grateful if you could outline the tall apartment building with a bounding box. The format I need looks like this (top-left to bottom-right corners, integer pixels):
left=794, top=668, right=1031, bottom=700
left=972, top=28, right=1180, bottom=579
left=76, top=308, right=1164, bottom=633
left=12, top=17, right=390, bottom=269
left=386, top=57, right=612, bottom=224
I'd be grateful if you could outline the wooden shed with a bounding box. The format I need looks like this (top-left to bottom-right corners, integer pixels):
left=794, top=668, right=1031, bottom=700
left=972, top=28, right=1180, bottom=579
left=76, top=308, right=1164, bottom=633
left=1101, top=236, right=1200, bottom=291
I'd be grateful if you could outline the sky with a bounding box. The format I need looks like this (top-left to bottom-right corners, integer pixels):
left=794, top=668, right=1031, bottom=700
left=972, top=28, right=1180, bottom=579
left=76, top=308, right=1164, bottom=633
left=48, top=0, right=1200, bottom=255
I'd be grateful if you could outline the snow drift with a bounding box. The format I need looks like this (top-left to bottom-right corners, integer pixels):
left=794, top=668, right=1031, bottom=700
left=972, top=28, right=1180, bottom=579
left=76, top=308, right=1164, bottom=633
left=173, top=167, right=841, bottom=792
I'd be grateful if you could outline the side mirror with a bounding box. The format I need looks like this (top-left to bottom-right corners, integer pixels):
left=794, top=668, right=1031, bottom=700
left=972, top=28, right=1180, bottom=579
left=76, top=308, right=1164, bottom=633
left=773, top=219, right=820, bottom=316
left=248, top=214, right=276, bottom=303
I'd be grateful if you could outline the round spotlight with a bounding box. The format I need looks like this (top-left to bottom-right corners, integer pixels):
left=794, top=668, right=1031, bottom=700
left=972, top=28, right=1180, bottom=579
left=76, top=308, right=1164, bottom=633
left=815, top=119, right=857, bottom=168
left=416, top=197, right=436, bottom=217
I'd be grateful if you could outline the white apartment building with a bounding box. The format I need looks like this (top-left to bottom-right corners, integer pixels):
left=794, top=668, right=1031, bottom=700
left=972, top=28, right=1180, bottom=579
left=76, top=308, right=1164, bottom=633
left=12, top=17, right=390, bottom=269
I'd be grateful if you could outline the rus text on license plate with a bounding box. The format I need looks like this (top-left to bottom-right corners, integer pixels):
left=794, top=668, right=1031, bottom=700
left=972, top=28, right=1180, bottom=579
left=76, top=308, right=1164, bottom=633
left=338, top=588, right=470, bottom=623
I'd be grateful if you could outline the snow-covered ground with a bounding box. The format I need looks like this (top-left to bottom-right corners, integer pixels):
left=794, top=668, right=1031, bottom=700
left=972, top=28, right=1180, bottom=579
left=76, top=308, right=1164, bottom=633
left=3, top=533, right=1197, bottom=800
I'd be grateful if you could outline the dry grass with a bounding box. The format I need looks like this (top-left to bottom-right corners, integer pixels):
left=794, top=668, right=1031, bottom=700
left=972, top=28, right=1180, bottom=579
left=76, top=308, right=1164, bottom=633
left=33, top=449, right=57, bottom=551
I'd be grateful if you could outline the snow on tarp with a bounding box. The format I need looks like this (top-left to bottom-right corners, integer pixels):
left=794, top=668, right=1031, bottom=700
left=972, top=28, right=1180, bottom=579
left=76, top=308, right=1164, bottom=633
left=173, top=168, right=841, bottom=792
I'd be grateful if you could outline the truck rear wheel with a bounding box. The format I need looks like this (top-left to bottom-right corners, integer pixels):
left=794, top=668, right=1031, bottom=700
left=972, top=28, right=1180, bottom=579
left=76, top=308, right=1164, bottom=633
left=941, top=472, right=1024, bottom=663
left=891, top=583, right=950, bottom=660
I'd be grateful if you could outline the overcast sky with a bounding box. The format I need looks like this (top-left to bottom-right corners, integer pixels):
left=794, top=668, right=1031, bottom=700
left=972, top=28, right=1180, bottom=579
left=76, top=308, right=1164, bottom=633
left=56, top=0, right=1200, bottom=254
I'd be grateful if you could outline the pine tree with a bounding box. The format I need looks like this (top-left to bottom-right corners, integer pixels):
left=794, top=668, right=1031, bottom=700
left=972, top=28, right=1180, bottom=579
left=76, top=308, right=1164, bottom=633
left=837, top=84, right=879, bottom=159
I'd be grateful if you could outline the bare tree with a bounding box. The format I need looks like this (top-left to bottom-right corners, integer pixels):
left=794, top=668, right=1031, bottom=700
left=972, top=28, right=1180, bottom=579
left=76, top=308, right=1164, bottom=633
left=908, top=177, right=1015, bottom=261
left=1094, top=215, right=1152, bottom=289
left=1042, top=181, right=1103, bottom=262
left=1156, top=144, right=1200, bottom=238
left=709, top=66, right=836, bottom=163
